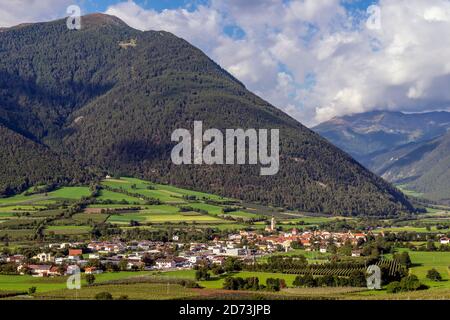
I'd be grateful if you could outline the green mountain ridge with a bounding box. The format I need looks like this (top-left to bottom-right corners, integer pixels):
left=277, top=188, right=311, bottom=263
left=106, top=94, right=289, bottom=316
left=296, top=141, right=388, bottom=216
left=0, top=14, right=413, bottom=216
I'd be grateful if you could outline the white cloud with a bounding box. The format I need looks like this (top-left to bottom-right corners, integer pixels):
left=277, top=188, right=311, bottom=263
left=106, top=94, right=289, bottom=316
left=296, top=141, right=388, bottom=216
left=0, top=0, right=73, bottom=27
left=3, top=0, right=450, bottom=126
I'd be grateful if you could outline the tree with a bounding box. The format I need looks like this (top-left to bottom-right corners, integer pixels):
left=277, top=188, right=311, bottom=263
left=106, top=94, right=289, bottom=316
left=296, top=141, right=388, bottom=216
left=244, top=277, right=260, bottom=290
left=426, top=268, right=442, bottom=281
left=118, top=259, right=128, bottom=271
left=86, top=274, right=96, bottom=285
left=195, top=268, right=210, bottom=281
left=394, top=252, right=412, bottom=268
left=223, top=257, right=242, bottom=272
left=349, top=270, right=367, bottom=287
left=265, top=278, right=282, bottom=292
left=426, top=240, right=436, bottom=251
left=211, top=265, right=224, bottom=275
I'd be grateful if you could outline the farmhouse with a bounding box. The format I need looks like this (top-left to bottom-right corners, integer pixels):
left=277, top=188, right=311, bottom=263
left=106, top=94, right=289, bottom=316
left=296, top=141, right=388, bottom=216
left=440, top=237, right=450, bottom=244
left=68, top=249, right=83, bottom=259
left=26, top=264, right=52, bottom=277
left=7, top=255, right=25, bottom=264
left=156, top=258, right=176, bottom=269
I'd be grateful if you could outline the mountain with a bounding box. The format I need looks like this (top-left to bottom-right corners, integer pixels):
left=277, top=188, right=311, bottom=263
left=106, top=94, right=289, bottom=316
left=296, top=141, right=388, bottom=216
left=0, top=14, right=413, bottom=216
left=372, top=131, right=450, bottom=202
left=314, top=111, right=450, bottom=202
left=314, top=110, right=450, bottom=162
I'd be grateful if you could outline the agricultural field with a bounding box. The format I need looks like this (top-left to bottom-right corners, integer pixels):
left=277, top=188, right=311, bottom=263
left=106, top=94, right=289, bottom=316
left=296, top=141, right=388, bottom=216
left=0, top=177, right=275, bottom=240
left=372, top=226, right=441, bottom=233
left=0, top=271, right=152, bottom=293
left=96, top=190, right=144, bottom=203
left=392, top=250, right=450, bottom=291
left=396, top=184, right=425, bottom=198
left=33, top=283, right=198, bottom=300
left=0, top=177, right=449, bottom=300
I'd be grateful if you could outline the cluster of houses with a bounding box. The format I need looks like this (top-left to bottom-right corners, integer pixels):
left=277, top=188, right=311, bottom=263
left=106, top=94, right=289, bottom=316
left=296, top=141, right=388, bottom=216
left=0, top=226, right=373, bottom=277
left=4, top=224, right=449, bottom=277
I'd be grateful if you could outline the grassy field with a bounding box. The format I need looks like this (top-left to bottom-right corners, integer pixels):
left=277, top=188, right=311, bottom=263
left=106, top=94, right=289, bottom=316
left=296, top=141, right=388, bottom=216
left=101, top=177, right=232, bottom=203
left=45, top=226, right=91, bottom=235
left=401, top=250, right=450, bottom=290
left=97, top=190, right=144, bottom=203
left=372, top=226, right=440, bottom=233
left=0, top=186, right=91, bottom=207
left=187, top=202, right=224, bottom=215
left=46, top=187, right=91, bottom=200
left=33, top=283, right=198, bottom=300
left=108, top=212, right=224, bottom=224
left=155, top=270, right=300, bottom=289
left=0, top=271, right=152, bottom=293
left=396, top=184, right=425, bottom=198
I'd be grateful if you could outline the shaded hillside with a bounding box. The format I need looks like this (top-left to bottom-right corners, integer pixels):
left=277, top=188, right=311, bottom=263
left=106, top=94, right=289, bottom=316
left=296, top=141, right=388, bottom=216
left=373, top=132, right=450, bottom=202
left=0, top=125, right=93, bottom=195
left=0, top=14, right=413, bottom=215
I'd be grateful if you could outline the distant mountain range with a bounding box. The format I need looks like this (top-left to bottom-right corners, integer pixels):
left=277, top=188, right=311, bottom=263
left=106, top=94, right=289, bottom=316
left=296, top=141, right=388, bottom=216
left=0, top=14, right=413, bottom=216
left=314, top=110, right=450, bottom=202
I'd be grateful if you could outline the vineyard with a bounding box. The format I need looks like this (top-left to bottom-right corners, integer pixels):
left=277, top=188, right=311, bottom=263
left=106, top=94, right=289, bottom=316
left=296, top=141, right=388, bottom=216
left=275, top=259, right=406, bottom=277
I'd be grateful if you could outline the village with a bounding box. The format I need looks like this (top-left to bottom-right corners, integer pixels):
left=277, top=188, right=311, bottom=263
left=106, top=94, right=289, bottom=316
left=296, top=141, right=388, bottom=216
left=0, top=217, right=379, bottom=277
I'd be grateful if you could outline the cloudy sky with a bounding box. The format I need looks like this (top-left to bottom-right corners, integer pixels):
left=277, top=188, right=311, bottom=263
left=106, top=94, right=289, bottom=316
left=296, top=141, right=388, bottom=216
left=1, top=0, right=450, bottom=126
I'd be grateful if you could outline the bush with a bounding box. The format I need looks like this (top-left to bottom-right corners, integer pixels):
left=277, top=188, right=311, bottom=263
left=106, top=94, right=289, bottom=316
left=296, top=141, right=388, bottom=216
left=85, top=274, right=96, bottom=285
left=195, top=268, right=210, bottom=281
left=426, top=268, right=442, bottom=281
left=266, top=278, right=283, bottom=292
left=95, top=292, right=113, bottom=300
left=349, top=270, right=367, bottom=287
left=387, top=275, right=428, bottom=294
left=28, top=287, right=37, bottom=295
left=400, top=275, right=421, bottom=291
left=293, top=274, right=317, bottom=288
left=386, top=281, right=402, bottom=293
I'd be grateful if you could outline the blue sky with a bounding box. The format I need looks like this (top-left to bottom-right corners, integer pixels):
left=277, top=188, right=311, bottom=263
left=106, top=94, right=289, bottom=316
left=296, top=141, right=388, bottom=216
left=81, top=0, right=207, bottom=13
left=81, top=0, right=377, bottom=15
left=78, top=0, right=379, bottom=40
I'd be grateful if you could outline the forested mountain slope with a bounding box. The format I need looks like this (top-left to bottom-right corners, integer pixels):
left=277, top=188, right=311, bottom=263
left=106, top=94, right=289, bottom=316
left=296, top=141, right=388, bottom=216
left=0, top=14, right=413, bottom=215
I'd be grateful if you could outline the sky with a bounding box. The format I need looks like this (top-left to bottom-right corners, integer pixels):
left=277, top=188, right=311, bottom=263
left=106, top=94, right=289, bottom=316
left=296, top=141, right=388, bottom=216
left=1, top=0, right=450, bottom=126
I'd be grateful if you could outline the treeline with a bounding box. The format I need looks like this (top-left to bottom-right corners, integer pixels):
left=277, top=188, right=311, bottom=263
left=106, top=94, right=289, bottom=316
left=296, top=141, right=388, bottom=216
left=223, top=277, right=286, bottom=292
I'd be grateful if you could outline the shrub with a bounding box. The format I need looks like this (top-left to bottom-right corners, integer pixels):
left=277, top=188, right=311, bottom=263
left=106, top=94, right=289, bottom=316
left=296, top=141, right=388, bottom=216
left=386, top=281, right=402, bottom=293
left=85, top=274, right=96, bottom=285
left=95, top=292, right=113, bottom=300
left=266, top=278, right=282, bottom=292
left=426, top=268, right=442, bottom=281
left=400, top=275, right=422, bottom=291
